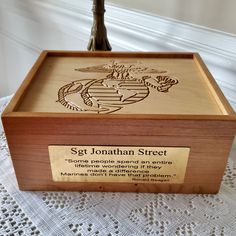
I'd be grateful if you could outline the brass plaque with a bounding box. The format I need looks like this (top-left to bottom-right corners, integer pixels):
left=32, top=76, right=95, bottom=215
left=49, top=146, right=190, bottom=184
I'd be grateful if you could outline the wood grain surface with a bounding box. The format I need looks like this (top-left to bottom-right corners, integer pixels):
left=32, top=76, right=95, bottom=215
left=16, top=54, right=225, bottom=115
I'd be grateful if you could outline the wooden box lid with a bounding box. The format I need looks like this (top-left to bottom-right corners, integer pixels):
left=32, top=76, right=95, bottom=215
left=3, top=51, right=236, bottom=119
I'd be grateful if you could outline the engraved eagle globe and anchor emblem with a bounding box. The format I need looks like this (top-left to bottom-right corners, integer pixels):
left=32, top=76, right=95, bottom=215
left=57, top=61, right=179, bottom=114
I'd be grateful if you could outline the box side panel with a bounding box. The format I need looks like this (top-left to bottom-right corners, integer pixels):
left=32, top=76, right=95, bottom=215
left=2, top=117, right=235, bottom=193
left=3, top=117, right=236, bottom=137
left=47, top=51, right=195, bottom=59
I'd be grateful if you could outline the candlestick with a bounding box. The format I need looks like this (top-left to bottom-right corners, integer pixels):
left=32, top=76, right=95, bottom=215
left=87, top=0, right=112, bottom=51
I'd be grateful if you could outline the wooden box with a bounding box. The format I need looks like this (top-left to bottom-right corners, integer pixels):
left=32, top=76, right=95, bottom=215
left=2, top=51, right=236, bottom=193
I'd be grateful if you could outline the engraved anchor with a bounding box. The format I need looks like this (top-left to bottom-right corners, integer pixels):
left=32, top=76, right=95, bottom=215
left=57, top=61, right=179, bottom=114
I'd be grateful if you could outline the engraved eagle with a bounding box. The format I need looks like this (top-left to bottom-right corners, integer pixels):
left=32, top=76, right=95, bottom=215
left=57, top=61, right=179, bottom=114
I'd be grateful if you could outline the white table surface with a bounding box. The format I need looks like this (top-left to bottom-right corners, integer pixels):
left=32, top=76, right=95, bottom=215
left=0, top=96, right=236, bottom=236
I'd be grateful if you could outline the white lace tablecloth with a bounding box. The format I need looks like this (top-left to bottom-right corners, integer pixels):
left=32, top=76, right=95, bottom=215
left=0, top=96, right=236, bottom=236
